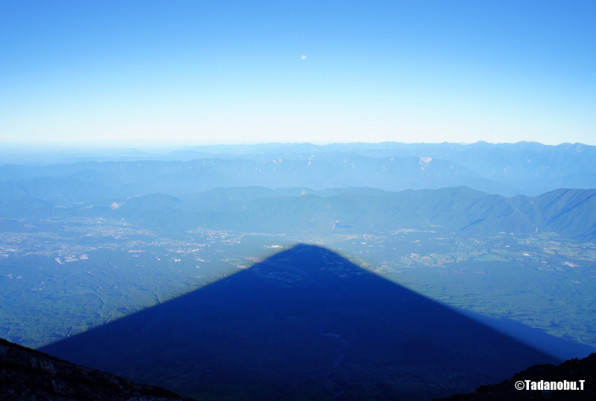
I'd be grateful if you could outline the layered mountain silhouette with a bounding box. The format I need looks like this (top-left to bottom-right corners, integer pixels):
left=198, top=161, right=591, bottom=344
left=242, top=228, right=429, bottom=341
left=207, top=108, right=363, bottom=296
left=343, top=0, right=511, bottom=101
left=0, top=338, right=191, bottom=401
left=42, top=245, right=557, bottom=401
left=3, top=142, right=596, bottom=196
left=7, top=183, right=596, bottom=239
left=139, top=186, right=596, bottom=239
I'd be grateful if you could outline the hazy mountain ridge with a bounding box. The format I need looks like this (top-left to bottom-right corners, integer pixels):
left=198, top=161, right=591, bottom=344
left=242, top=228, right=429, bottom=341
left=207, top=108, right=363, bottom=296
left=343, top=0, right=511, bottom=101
left=104, top=187, right=596, bottom=239
left=0, top=154, right=489, bottom=197
left=512, top=189, right=596, bottom=238
left=2, top=142, right=596, bottom=197
left=2, top=179, right=595, bottom=238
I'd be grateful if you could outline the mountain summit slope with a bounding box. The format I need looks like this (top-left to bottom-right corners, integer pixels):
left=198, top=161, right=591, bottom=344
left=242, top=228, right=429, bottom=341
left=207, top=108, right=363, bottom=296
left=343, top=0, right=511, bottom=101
left=42, top=244, right=557, bottom=400
left=0, top=338, right=191, bottom=401
left=435, top=352, right=596, bottom=401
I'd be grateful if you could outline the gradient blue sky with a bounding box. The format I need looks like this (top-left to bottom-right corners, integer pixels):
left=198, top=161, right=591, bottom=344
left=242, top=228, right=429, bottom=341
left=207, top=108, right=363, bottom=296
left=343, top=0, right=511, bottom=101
left=1, top=0, right=595, bottom=146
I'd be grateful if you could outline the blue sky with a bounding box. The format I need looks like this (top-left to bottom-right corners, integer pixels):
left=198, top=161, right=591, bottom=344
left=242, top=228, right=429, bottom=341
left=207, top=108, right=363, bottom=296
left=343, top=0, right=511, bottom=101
left=1, top=0, right=595, bottom=146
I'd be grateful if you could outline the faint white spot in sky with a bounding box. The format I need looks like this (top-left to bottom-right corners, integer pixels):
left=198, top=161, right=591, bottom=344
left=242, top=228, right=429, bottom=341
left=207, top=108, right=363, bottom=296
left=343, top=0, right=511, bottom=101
left=301, top=54, right=307, bottom=60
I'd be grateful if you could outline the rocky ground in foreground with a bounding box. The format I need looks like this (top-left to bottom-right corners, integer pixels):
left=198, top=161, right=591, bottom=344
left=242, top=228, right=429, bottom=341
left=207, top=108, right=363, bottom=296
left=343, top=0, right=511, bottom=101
left=0, top=338, right=192, bottom=401
left=2, top=333, right=595, bottom=401
left=435, top=353, right=596, bottom=401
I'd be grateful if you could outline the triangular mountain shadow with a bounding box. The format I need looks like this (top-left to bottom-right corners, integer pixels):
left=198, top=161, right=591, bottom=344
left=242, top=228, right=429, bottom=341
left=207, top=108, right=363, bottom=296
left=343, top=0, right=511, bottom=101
left=42, top=244, right=557, bottom=401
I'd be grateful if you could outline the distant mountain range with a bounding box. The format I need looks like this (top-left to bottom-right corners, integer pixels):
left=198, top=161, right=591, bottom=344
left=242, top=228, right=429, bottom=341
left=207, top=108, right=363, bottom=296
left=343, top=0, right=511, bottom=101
left=1, top=142, right=595, bottom=239
left=42, top=244, right=556, bottom=401
left=2, top=181, right=596, bottom=239
left=1, top=142, right=596, bottom=198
